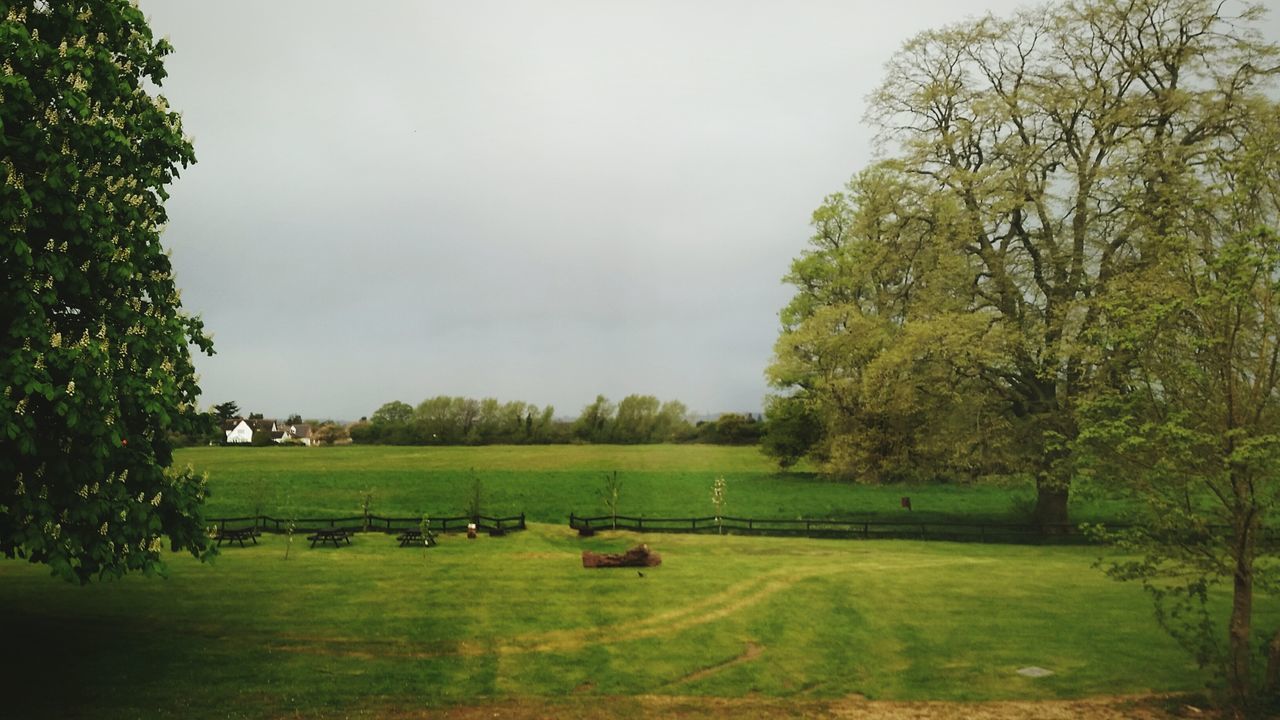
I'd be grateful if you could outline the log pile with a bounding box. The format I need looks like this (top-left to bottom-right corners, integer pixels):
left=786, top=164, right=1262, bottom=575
left=582, top=544, right=662, bottom=568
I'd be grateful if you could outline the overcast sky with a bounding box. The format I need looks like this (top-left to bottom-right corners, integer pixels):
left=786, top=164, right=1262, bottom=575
left=140, top=1, right=1279, bottom=422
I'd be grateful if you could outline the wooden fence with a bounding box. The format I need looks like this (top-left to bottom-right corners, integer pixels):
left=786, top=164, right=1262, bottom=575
left=210, top=513, right=527, bottom=535
left=568, top=513, right=1115, bottom=544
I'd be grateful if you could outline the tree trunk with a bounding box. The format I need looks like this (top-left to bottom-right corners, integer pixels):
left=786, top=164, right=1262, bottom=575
left=1033, top=483, right=1070, bottom=526
left=1264, top=628, right=1280, bottom=697
left=1227, top=551, right=1254, bottom=709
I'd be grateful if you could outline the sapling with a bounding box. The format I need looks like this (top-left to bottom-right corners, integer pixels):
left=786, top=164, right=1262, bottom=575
left=360, top=489, right=375, bottom=531
left=711, top=476, right=727, bottom=535
left=419, top=513, right=431, bottom=561
left=465, top=472, right=484, bottom=522
left=283, top=486, right=296, bottom=560
left=284, top=516, right=296, bottom=561
left=601, top=471, right=622, bottom=529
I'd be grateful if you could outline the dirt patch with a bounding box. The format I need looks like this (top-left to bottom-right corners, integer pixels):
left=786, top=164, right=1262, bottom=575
left=508, top=552, right=569, bottom=560
left=353, top=693, right=1216, bottom=720
left=666, top=642, right=764, bottom=687
left=269, top=566, right=836, bottom=662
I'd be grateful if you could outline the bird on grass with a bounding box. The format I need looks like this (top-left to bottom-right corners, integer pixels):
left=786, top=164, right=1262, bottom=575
left=637, top=571, right=645, bottom=578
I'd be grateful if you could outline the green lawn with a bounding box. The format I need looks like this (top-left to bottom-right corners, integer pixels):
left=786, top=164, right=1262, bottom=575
left=176, top=444, right=1134, bottom=524
left=0, top=524, right=1223, bottom=719
left=3, top=445, right=1244, bottom=718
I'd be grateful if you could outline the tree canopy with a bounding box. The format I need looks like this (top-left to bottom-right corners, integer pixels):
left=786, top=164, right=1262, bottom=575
left=769, top=0, right=1280, bottom=524
left=212, top=400, right=239, bottom=421
left=0, top=1, right=212, bottom=582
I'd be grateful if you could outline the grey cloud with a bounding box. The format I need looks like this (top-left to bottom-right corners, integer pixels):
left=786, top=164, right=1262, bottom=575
left=140, top=0, right=1280, bottom=420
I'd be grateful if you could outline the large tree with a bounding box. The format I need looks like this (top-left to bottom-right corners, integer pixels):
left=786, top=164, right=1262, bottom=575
left=0, top=1, right=213, bottom=582
left=770, top=0, right=1278, bottom=523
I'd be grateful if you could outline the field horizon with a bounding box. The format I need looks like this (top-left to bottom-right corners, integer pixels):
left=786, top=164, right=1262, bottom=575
left=176, top=444, right=1133, bottom=526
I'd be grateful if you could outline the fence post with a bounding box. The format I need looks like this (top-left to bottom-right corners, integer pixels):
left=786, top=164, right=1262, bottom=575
left=520, top=513, right=526, bottom=529
left=570, top=513, right=576, bottom=529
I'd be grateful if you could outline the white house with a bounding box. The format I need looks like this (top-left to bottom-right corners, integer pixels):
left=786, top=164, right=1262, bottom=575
left=224, top=419, right=255, bottom=443
left=223, top=418, right=278, bottom=444
left=280, top=423, right=313, bottom=446
left=222, top=418, right=312, bottom=445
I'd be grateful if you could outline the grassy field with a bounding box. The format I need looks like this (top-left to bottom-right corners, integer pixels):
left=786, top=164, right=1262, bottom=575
left=4, top=445, right=1256, bottom=718
left=0, top=524, right=1224, bottom=719
left=176, top=444, right=1134, bottom=524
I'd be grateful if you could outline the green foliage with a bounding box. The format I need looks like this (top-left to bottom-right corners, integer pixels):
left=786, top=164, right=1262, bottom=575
left=760, top=395, right=822, bottom=468
left=371, top=401, right=414, bottom=426
left=577, top=394, right=695, bottom=444
left=711, top=474, right=727, bottom=524
left=0, top=0, right=213, bottom=582
left=359, top=396, right=563, bottom=445
left=695, top=413, right=763, bottom=445
left=356, top=395, right=700, bottom=446
left=346, top=419, right=373, bottom=444
left=769, top=0, right=1280, bottom=527
left=212, top=401, right=239, bottom=421
left=573, top=394, right=615, bottom=443
left=310, top=421, right=348, bottom=446
left=1080, top=216, right=1280, bottom=702
left=612, top=394, right=659, bottom=443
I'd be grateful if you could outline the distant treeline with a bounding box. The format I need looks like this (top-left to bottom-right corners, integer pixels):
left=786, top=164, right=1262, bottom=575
left=347, top=395, right=763, bottom=446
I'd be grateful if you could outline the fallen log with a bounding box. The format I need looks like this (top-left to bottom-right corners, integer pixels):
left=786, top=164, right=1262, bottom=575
left=582, top=543, right=662, bottom=568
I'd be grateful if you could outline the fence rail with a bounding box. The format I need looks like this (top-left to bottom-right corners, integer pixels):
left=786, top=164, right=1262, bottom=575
left=210, top=514, right=527, bottom=535
left=568, top=513, right=1122, bottom=544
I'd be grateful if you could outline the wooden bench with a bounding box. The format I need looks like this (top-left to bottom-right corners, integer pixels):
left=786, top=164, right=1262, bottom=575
left=307, top=528, right=353, bottom=548
left=215, top=527, right=258, bottom=547
left=395, top=529, right=438, bottom=548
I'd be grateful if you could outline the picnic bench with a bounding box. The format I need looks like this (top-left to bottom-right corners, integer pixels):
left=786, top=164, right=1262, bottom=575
left=307, top=528, right=353, bottom=548
left=395, top=529, right=438, bottom=548
left=214, top=527, right=258, bottom=547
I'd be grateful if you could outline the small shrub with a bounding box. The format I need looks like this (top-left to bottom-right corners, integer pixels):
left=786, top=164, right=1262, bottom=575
left=1009, top=493, right=1036, bottom=521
